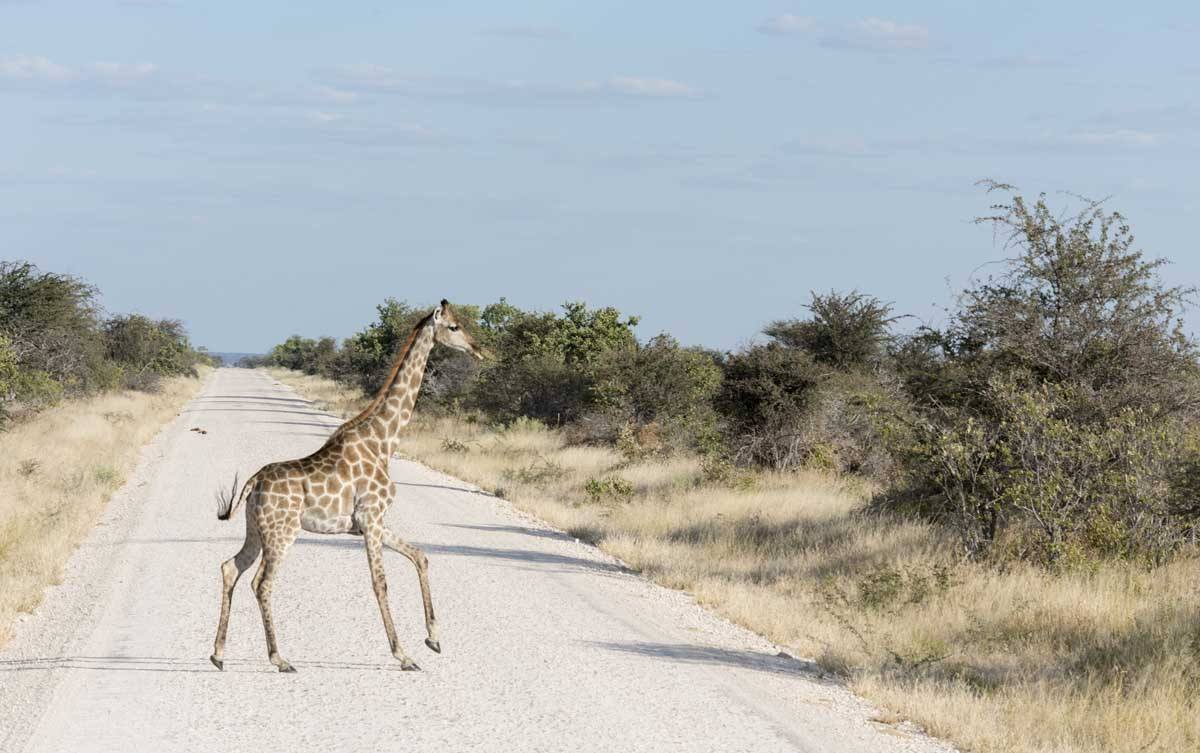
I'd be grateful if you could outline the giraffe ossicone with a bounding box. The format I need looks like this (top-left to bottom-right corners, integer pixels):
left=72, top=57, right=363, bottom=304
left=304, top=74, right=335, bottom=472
left=210, top=299, right=486, bottom=673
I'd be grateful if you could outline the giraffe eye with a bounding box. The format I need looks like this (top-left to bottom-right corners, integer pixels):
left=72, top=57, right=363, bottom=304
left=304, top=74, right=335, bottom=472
left=448, top=325, right=460, bottom=332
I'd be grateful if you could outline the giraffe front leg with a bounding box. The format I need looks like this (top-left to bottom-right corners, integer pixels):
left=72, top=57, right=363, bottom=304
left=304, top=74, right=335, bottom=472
left=358, top=509, right=420, bottom=670
left=381, top=529, right=439, bottom=654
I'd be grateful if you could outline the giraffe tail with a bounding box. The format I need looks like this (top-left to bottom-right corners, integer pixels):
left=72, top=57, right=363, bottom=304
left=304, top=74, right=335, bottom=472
left=216, top=470, right=260, bottom=521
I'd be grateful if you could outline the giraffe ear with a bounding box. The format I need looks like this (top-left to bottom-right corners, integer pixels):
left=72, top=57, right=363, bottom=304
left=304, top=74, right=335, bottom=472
left=440, top=299, right=449, bottom=308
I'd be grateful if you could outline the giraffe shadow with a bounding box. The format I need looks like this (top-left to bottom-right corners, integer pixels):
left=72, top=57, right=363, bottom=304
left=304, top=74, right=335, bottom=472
left=249, top=420, right=339, bottom=429
left=195, top=395, right=314, bottom=405
left=0, top=655, right=417, bottom=674
left=295, top=538, right=629, bottom=575
left=183, top=407, right=331, bottom=417
left=441, top=522, right=572, bottom=542
left=393, top=481, right=494, bottom=497
left=114, top=537, right=627, bottom=575
left=585, top=641, right=827, bottom=680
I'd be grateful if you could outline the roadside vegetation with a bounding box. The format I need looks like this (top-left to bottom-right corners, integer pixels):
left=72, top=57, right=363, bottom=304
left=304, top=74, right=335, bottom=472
left=263, top=367, right=368, bottom=419
left=264, top=184, right=1200, bottom=753
left=0, top=261, right=211, bottom=643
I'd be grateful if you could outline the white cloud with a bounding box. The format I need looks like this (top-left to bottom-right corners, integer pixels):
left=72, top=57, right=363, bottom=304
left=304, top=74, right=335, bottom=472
left=594, top=77, right=698, bottom=98
left=484, top=24, right=569, bottom=41
left=0, top=55, right=74, bottom=81
left=757, top=14, right=817, bottom=36
left=783, top=133, right=878, bottom=157
left=306, top=111, right=347, bottom=124
left=293, top=119, right=445, bottom=148
left=322, top=65, right=701, bottom=104
left=0, top=54, right=159, bottom=86
left=978, top=53, right=1066, bottom=69
left=1070, top=129, right=1161, bottom=147
left=828, top=17, right=931, bottom=51
left=89, top=61, right=158, bottom=82
left=759, top=16, right=932, bottom=53
left=313, top=85, right=360, bottom=104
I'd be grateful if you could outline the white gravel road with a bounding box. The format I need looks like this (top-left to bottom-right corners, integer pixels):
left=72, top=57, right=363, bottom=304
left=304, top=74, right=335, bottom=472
left=0, top=368, right=955, bottom=753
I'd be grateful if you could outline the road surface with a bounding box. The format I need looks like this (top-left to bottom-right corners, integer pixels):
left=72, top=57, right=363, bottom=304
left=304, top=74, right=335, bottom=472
left=0, top=368, right=952, bottom=753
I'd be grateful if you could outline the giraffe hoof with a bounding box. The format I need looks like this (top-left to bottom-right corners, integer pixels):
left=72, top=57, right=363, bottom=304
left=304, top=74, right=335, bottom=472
left=399, top=658, right=421, bottom=671
left=209, top=655, right=224, bottom=671
left=425, top=638, right=441, bottom=654
left=278, top=663, right=297, bottom=673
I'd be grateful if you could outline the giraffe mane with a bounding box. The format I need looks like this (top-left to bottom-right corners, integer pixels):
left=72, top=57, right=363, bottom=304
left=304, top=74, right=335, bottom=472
left=326, top=309, right=435, bottom=442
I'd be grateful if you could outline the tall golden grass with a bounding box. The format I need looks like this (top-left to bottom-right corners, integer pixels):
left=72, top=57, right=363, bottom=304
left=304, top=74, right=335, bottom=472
left=264, top=367, right=368, bottom=418
left=0, top=372, right=205, bottom=644
left=274, top=371, right=1200, bottom=753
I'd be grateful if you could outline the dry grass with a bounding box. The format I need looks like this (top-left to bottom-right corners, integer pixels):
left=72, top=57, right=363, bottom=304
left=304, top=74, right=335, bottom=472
left=279, top=373, right=1200, bottom=753
left=0, top=372, right=206, bottom=645
left=266, top=367, right=369, bottom=419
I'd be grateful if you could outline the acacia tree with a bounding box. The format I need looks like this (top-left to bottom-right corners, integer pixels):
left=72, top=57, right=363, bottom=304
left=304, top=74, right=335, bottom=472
left=892, top=183, right=1200, bottom=562
left=954, top=181, right=1198, bottom=418
left=715, top=290, right=904, bottom=473
left=765, top=290, right=899, bottom=370
left=0, top=261, right=106, bottom=399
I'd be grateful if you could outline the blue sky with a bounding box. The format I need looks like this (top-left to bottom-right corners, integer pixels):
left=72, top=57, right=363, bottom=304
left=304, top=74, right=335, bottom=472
left=3, top=1, right=1198, bottom=352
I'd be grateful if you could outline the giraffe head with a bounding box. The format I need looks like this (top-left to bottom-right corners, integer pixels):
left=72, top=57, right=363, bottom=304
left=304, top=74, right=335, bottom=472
left=432, top=299, right=488, bottom=360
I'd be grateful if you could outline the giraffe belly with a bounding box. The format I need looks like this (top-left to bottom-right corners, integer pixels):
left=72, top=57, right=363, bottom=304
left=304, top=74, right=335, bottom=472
left=299, top=511, right=355, bottom=535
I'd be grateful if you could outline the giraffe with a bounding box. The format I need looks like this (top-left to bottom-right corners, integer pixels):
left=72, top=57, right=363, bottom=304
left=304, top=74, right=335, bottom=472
left=209, top=300, right=486, bottom=673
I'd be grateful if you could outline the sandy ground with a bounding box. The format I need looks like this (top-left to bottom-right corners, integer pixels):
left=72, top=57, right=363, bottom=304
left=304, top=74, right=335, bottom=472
left=0, top=368, right=955, bottom=753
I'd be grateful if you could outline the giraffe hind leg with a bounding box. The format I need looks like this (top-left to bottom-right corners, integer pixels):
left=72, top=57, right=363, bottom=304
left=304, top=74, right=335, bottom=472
left=211, top=516, right=262, bottom=671
left=253, top=518, right=300, bottom=673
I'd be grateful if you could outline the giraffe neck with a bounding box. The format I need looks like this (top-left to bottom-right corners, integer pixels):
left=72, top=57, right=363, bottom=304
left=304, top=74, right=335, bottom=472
left=368, top=320, right=436, bottom=447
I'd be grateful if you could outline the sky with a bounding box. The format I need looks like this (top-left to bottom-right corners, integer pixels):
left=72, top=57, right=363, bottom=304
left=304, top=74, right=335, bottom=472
left=2, top=1, right=1198, bottom=353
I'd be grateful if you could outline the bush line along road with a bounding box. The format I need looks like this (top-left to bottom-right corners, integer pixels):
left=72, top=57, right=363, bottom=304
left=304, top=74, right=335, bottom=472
left=4, top=186, right=1199, bottom=752
left=0, top=368, right=950, bottom=753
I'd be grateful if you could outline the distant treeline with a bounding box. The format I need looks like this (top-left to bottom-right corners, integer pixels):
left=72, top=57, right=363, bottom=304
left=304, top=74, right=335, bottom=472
left=0, top=261, right=214, bottom=425
left=262, top=184, right=1200, bottom=567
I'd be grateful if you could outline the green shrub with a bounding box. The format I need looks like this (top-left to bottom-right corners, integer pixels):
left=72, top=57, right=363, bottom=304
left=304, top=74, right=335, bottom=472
left=902, top=378, right=1189, bottom=564
left=10, top=368, right=65, bottom=408
left=714, top=291, right=910, bottom=476
left=104, top=315, right=201, bottom=384
left=0, top=261, right=107, bottom=397
left=470, top=299, right=638, bottom=425
left=269, top=335, right=338, bottom=375
left=583, top=476, right=634, bottom=503
left=0, top=335, right=18, bottom=425
left=615, top=423, right=664, bottom=461
left=473, top=353, right=593, bottom=426
left=882, top=185, right=1200, bottom=564
left=592, top=333, right=723, bottom=452
left=714, top=343, right=823, bottom=470
left=699, top=455, right=757, bottom=490
left=764, top=290, right=898, bottom=370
